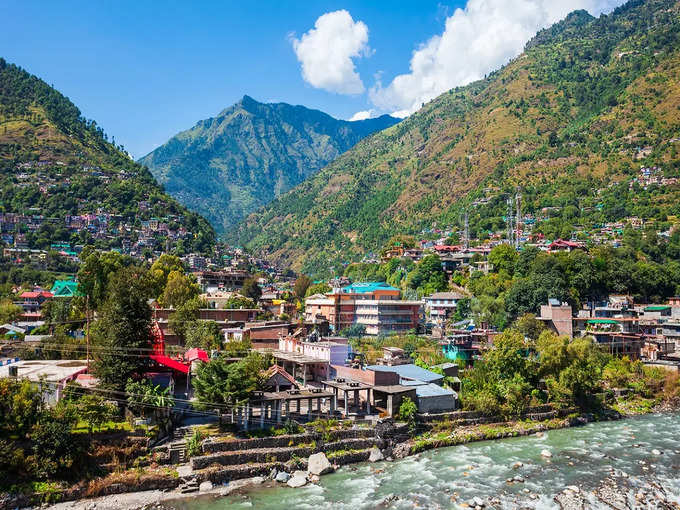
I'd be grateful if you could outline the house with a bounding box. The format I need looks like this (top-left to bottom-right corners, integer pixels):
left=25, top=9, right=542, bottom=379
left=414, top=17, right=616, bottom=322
left=424, top=291, right=466, bottom=325
left=547, top=239, right=585, bottom=253
left=539, top=299, right=573, bottom=338
left=50, top=279, right=80, bottom=298
left=374, top=346, right=411, bottom=366
left=0, top=359, right=88, bottom=404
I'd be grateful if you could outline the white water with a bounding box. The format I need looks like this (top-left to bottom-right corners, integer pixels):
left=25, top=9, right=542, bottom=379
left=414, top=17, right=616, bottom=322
left=175, top=413, right=680, bottom=509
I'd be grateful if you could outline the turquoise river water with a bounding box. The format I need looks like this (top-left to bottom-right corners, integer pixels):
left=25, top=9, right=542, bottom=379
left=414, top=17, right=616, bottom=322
left=173, top=413, right=680, bottom=509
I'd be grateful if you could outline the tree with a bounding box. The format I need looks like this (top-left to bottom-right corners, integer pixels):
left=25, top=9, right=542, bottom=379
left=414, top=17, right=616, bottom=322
left=92, top=266, right=153, bottom=390
left=223, top=296, right=256, bottom=309
left=77, top=249, right=133, bottom=309
left=513, top=313, right=546, bottom=341
left=30, top=404, right=80, bottom=479
left=241, top=277, right=262, bottom=302
left=398, top=396, right=418, bottom=435
left=488, top=243, right=518, bottom=276
left=77, top=394, right=116, bottom=435
left=159, top=270, right=200, bottom=308
left=406, top=254, right=448, bottom=295
left=293, top=275, right=312, bottom=300
left=125, top=378, right=175, bottom=419
left=485, top=329, right=532, bottom=383
left=0, top=298, right=22, bottom=324
left=185, top=320, right=222, bottom=351
left=305, top=282, right=331, bottom=297
left=150, top=254, right=184, bottom=297
left=169, top=296, right=202, bottom=343
left=193, top=352, right=269, bottom=408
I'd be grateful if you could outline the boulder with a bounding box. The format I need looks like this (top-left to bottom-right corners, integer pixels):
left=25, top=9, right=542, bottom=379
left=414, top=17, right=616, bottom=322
left=287, top=471, right=308, bottom=488
left=275, top=471, right=290, bottom=483
left=307, top=452, right=333, bottom=476
left=199, top=481, right=213, bottom=492
left=368, top=447, right=385, bottom=463
left=541, top=449, right=552, bottom=458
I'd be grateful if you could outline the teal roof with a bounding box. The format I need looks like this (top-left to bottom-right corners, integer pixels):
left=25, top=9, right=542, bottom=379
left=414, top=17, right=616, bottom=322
left=342, top=282, right=399, bottom=294
left=51, top=279, right=80, bottom=297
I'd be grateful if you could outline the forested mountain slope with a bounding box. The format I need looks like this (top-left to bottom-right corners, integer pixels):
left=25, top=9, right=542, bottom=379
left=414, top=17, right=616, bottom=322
left=232, top=0, right=680, bottom=275
left=139, top=95, right=398, bottom=232
left=0, top=58, right=215, bottom=254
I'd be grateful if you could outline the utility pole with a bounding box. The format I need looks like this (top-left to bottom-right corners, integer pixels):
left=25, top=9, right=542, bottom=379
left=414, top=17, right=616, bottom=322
left=86, top=294, right=91, bottom=372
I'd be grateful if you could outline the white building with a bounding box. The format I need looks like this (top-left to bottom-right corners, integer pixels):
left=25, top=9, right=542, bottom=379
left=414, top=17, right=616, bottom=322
left=424, top=292, right=466, bottom=324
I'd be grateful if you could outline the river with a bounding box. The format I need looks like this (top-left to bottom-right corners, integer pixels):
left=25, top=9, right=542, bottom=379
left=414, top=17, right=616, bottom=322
left=172, top=413, right=680, bottom=509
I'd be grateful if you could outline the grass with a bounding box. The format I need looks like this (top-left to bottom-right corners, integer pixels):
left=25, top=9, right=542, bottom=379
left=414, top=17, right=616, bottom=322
left=72, top=420, right=133, bottom=434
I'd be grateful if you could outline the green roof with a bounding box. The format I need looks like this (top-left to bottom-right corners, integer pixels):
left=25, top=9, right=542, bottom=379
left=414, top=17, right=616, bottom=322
left=50, top=279, right=81, bottom=297
left=587, top=319, right=619, bottom=324
left=644, top=305, right=671, bottom=312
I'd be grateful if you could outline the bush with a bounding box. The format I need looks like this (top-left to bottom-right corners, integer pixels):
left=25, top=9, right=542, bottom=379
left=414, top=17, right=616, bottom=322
left=398, top=397, right=418, bottom=435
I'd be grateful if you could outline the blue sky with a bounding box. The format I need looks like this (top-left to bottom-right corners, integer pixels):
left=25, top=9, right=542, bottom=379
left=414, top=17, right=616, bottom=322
left=2, top=0, right=623, bottom=158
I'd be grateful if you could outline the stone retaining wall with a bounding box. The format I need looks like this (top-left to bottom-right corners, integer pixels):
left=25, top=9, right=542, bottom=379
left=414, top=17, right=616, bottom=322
left=323, top=438, right=378, bottom=453
left=192, top=446, right=315, bottom=470
left=203, top=428, right=374, bottom=454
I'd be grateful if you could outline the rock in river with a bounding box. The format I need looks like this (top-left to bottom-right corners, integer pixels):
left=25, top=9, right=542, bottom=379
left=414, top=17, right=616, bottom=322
left=307, top=452, right=334, bottom=476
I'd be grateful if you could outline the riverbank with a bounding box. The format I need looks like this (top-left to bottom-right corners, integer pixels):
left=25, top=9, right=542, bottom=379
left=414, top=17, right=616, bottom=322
left=167, top=411, right=680, bottom=510
left=36, top=402, right=668, bottom=510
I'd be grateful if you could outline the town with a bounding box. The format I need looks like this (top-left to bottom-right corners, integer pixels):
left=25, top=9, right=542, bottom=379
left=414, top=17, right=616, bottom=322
left=1, top=224, right=679, bottom=505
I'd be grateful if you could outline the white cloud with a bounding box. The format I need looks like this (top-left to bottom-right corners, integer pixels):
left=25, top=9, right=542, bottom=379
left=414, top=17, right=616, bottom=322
left=369, top=0, right=626, bottom=116
left=292, top=10, right=370, bottom=95
left=349, top=109, right=375, bottom=121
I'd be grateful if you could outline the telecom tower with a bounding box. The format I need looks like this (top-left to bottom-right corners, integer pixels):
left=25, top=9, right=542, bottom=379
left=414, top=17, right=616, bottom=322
left=463, top=211, right=469, bottom=250
left=515, top=192, right=521, bottom=248
left=506, top=197, right=514, bottom=245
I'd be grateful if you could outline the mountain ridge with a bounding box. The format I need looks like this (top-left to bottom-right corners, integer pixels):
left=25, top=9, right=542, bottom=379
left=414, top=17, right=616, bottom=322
left=231, top=0, right=680, bottom=276
left=139, top=96, right=399, bottom=233
left=0, top=58, right=215, bottom=255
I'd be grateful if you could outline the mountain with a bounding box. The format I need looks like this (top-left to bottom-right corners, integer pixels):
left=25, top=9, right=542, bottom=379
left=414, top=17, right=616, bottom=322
left=0, top=58, right=215, bottom=255
left=138, top=96, right=399, bottom=233
left=232, top=0, right=680, bottom=276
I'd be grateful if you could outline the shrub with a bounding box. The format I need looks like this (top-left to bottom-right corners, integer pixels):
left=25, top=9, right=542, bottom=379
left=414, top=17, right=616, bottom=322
left=398, top=397, right=418, bottom=435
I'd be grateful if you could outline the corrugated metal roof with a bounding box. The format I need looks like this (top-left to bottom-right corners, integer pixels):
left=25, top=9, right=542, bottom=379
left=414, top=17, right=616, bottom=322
left=366, top=364, right=443, bottom=383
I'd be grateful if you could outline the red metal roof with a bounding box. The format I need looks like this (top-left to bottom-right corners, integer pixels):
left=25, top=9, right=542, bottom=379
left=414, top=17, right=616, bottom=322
left=185, top=348, right=209, bottom=362
left=150, top=354, right=189, bottom=374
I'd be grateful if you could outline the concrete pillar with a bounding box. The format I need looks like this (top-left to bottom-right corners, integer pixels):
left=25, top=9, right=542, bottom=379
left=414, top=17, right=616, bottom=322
left=296, top=398, right=301, bottom=414
left=317, top=397, right=321, bottom=418
left=344, top=390, right=348, bottom=415
left=303, top=364, right=307, bottom=385
left=276, top=401, right=282, bottom=424
left=307, top=397, right=312, bottom=420
left=387, top=395, right=393, bottom=417
left=285, top=400, right=290, bottom=418
left=366, top=389, right=371, bottom=415
left=354, top=390, right=359, bottom=411
left=333, top=387, right=338, bottom=411
left=244, top=403, right=249, bottom=431
left=260, top=403, right=265, bottom=428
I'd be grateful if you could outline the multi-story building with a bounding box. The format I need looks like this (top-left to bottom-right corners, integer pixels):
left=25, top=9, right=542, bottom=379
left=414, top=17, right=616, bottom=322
left=424, top=291, right=466, bottom=325
left=305, top=282, right=422, bottom=335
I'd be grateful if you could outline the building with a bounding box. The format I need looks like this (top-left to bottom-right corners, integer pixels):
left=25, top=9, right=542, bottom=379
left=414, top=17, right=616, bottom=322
left=539, top=299, right=573, bottom=338
left=424, top=291, right=466, bottom=325
left=193, top=270, right=250, bottom=292
left=0, top=359, right=88, bottom=403
left=50, top=279, right=80, bottom=298
left=305, top=282, right=422, bottom=335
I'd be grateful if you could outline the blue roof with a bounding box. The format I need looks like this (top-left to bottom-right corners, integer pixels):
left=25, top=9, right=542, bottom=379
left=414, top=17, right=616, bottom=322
left=341, top=282, right=399, bottom=294
left=404, top=381, right=457, bottom=398
left=366, top=364, right=444, bottom=384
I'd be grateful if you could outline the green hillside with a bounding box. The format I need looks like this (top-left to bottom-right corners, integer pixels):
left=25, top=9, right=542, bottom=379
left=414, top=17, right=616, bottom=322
left=232, top=0, right=680, bottom=275
left=0, top=58, right=215, bottom=255
left=139, top=95, right=399, bottom=233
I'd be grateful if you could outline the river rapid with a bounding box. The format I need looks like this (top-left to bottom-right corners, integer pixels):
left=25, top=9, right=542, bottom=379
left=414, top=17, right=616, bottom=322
left=173, top=413, right=680, bottom=509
